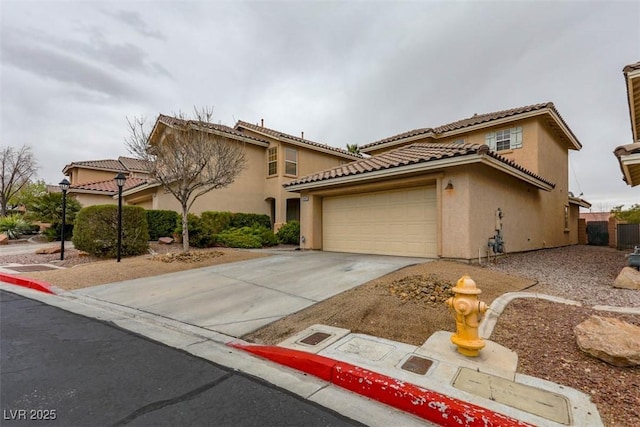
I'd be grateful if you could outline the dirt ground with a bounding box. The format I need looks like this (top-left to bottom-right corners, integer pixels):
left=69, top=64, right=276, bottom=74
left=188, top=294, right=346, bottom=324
left=17, top=246, right=268, bottom=290
left=244, top=260, right=534, bottom=346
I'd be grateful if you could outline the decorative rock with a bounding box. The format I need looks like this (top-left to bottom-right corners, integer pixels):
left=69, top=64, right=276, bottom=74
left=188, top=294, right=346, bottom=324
left=78, top=251, right=90, bottom=257
left=35, top=246, right=62, bottom=255
left=574, top=316, right=640, bottom=367
left=613, top=266, right=640, bottom=290
left=0, top=234, right=8, bottom=245
left=158, top=237, right=174, bottom=245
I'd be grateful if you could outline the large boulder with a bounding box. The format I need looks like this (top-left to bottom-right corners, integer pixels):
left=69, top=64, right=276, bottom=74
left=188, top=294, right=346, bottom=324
left=35, top=246, right=61, bottom=255
left=613, top=266, right=640, bottom=290
left=0, top=234, right=8, bottom=245
left=574, top=316, right=640, bottom=367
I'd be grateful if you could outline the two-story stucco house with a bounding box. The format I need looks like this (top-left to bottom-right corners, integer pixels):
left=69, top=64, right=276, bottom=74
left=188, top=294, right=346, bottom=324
left=61, top=157, right=151, bottom=207
left=614, top=61, right=640, bottom=187
left=122, top=115, right=361, bottom=228
left=285, top=102, right=590, bottom=261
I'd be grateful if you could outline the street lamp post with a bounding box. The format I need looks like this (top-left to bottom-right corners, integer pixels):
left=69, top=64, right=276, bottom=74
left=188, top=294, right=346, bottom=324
left=115, top=173, right=127, bottom=262
left=58, top=178, right=70, bottom=261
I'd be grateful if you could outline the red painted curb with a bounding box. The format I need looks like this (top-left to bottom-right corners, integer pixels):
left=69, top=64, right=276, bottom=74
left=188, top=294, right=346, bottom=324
left=0, top=272, right=56, bottom=295
left=230, top=343, right=533, bottom=427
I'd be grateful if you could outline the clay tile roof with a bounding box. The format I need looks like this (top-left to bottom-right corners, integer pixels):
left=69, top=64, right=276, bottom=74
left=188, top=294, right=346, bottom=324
left=623, top=61, right=640, bottom=74
left=614, top=142, right=640, bottom=158
left=63, top=156, right=153, bottom=175
left=361, top=102, right=577, bottom=151
left=157, top=114, right=270, bottom=145
left=432, top=102, right=554, bottom=133
left=284, top=142, right=554, bottom=189
left=235, top=120, right=362, bottom=159
left=63, top=159, right=128, bottom=172
left=70, top=177, right=148, bottom=194
left=117, top=156, right=152, bottom=172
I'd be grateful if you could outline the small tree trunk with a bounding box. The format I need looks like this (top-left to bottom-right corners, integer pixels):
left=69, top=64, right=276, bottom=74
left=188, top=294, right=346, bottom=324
left=181, top=203, right=189, bottom=252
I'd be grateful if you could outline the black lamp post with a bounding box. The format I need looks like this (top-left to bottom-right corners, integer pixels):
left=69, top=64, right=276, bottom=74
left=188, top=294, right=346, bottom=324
left=115, top=173, right=127, bottom=262
left=58, top=178, right=70, bottom=261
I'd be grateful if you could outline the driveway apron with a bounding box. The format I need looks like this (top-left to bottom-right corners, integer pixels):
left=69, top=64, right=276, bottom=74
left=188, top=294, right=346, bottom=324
left=74, top=251, right=428, bottom=337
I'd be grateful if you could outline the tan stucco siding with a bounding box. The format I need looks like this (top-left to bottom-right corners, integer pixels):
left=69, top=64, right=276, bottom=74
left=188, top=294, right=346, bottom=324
left=451, top=164, right=573, bottom=260
left=70, top=168, right=120, bottom=185
left=71, top=193, right=116, bottom=208
left=460, top=165, right=543, bottom=259
left=152, top=143, right=270, bottom=216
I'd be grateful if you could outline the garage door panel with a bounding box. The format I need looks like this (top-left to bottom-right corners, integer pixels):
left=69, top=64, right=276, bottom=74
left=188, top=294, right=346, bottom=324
left=323, top=186, right=437, bottom=258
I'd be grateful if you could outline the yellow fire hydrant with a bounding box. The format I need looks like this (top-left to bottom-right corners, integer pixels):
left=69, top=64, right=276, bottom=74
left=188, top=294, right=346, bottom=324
left=445, top=275, right=488, bottom=357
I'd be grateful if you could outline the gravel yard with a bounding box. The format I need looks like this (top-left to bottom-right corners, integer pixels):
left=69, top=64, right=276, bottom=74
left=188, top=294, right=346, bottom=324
left=486, top=244, right=638, bottom=308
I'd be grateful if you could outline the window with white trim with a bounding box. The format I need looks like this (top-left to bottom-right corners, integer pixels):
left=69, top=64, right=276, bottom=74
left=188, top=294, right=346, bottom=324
left=485, top=127, right=523, bottom=151
left=267, top=147, right=277, bottom=176
left=285, top=148, right=298, bottom=176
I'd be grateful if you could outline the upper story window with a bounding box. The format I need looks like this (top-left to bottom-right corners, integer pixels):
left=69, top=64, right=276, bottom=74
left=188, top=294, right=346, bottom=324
left=285, top=148, right=298, bottom=176
left=267, top=147, right=278, bottom=176
left=485, top=126, right=523, bottom=151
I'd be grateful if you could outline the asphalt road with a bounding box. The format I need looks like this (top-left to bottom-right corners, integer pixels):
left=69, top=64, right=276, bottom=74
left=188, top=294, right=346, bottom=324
left=0, top=290, right=363, bottom=427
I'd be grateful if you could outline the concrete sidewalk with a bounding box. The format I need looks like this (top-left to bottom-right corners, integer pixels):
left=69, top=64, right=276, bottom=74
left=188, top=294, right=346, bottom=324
left=72, top=250, right=427, bottom=337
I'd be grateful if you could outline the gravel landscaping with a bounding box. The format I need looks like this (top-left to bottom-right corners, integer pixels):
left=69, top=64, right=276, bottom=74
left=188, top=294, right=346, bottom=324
left=485, top=244, right=638, bottom=307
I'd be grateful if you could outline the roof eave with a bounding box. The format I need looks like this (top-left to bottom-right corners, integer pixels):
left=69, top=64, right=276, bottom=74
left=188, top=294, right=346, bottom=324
left=154, top=117, right=270, bottom=148
left=617, top=151, right=640, bottom=187
left=360, top=107, right=581, bottom=153
left=285, top=154, right=553, bottom=192
left=625, top=67, right=640, bottom=142
left=121, top=182, right=161, bottom=197
left=569, top=196, right=592, bottom=209
left=279, top=136, right=362, bottom=160
left=237, top=123, right=361, bottom=160
left=480, top=156, right=554, bottom=191
left=68, top=188, right=116, bottom=196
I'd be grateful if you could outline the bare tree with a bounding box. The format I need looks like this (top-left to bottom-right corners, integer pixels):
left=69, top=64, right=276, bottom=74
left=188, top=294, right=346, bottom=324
left=0, top=145, right=38, bottom=216
left=126, top=107, right=247, bottom=251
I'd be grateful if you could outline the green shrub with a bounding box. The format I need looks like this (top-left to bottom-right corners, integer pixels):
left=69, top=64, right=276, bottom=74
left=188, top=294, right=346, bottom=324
left=216, top=229, right=262, bottom=249
left=257, top=226, right=278, bottom=246
left=276, top=220, right=300, bottom=245
left=215, top=225, right=277, bottom=248
left=174, top=213, right=217, bottom=248
left=0, top=214, right=33, bottom=239
left=230, top=212, right=272, bottom=229
left=146, top=210, right=179, bottom=240
left=201, top=211, right=234, bottom=234
left=72, top=205, right=149, bottom=258
left=44, top=223, right=74, bottom=242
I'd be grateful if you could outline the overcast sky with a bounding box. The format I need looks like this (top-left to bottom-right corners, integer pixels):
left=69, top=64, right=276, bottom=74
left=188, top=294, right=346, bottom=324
left=1, top=0, right=638, bottom=210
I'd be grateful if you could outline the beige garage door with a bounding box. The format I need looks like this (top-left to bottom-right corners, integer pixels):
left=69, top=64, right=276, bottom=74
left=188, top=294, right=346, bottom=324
left=323, top=186, right=437, bottom=257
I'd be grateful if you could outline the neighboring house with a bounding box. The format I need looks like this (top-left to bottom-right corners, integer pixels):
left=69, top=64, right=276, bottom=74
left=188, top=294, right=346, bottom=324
left=121, top=115, right=361, bottom=228
left=285, top=102, right=590, bottom=261
left=61, top=156, right=151, bottom=207
left=614, top=61, right=640, bottom=187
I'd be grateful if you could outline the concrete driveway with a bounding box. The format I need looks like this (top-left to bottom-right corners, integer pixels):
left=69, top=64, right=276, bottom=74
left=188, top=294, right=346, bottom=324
left=74, top=251, right=428, bottom=337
